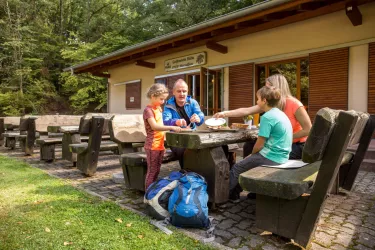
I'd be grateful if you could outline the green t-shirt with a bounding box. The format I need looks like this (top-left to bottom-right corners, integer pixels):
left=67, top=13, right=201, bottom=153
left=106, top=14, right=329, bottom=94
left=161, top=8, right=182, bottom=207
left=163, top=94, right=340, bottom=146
left=258, top=108, right=293, bottom=164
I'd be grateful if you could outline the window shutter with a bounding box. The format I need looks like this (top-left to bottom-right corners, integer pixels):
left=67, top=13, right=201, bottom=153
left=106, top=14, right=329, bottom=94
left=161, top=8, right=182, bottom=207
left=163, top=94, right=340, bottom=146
left=126, top=81, right=141, bottom=109
left=369, top=42, right=375, bottom=114
left=229, top=63, right=253, bottom=124
left=308, top=48, right=349, bottom=120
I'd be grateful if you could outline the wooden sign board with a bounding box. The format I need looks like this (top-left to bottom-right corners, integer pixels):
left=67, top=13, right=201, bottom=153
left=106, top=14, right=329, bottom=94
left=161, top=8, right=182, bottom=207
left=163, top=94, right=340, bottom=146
left=165, top=52, right=206, bottom=72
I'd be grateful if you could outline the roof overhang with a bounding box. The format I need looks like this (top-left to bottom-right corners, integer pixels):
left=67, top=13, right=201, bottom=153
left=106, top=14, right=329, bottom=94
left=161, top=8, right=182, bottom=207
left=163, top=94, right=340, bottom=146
left=65, top=0, right=374, bottom=76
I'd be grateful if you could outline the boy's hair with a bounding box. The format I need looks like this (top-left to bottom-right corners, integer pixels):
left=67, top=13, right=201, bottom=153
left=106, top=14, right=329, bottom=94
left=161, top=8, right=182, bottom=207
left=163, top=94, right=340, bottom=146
left=257, top=86, right=281, bottom=107
left=146, top=83, right=169, bottom=98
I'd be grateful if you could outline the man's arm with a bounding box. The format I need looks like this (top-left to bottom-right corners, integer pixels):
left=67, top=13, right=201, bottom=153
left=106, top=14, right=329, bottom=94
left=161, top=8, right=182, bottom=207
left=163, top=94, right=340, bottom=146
left=162, top=105, right=179, bottom=126
left=190, top=99, right=205, bottom=126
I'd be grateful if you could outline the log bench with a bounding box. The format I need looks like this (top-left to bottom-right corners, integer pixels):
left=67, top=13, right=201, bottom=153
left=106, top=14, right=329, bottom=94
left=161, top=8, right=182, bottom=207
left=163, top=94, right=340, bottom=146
left=0, top=116, right=21, bottom=145
left=36, top=123, right=111, bottom=163
left=16, top=115, right=82, bottom=156
left=120, top=150, right=177, bottom=191
left=238, top=108, right=374, bottom=248
left=2, top=116, right=32, bottom=149
left=69, top=114, right=120, bottom=176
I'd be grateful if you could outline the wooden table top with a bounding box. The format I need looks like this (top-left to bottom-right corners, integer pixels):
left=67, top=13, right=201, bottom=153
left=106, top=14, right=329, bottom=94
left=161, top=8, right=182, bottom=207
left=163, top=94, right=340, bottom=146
left=166, top=128, right=258, bottom=149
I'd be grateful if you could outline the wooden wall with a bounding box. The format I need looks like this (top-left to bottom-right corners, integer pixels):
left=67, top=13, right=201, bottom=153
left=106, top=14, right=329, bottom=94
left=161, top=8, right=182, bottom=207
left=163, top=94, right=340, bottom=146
left=308, top=47, right=349, bottom=120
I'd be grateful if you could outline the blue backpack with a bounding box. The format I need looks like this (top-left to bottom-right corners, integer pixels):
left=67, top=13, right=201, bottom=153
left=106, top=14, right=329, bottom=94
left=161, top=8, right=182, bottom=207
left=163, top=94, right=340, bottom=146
left=168, top=172, right=210, bottom=228
left=144, top=171, right=184, bottom=220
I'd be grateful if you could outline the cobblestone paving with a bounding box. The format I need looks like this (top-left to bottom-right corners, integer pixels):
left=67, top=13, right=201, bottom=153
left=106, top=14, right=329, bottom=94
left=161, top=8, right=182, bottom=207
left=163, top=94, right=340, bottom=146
left=1, top=144, right=375, bottom=250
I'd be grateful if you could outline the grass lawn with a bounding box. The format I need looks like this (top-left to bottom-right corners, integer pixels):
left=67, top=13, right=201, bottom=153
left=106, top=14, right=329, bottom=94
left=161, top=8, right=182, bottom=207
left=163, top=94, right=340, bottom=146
left=0, top=155, right=213, bottom=250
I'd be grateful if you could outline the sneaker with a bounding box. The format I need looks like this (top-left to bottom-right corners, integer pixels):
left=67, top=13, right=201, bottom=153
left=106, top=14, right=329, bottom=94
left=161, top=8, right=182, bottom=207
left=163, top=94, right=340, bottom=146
left=229, top=192, right=240, bottom=203
left=247, top=192, right=256, bottom=199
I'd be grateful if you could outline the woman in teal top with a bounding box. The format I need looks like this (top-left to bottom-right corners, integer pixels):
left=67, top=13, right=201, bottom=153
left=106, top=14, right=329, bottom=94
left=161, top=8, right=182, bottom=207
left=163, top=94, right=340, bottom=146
left=229, top=86, right=292, bottom=203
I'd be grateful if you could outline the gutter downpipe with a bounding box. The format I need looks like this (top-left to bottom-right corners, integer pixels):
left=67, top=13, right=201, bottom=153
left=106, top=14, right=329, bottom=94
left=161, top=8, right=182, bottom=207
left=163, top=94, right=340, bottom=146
left=64, top=0, right=292, bottom=73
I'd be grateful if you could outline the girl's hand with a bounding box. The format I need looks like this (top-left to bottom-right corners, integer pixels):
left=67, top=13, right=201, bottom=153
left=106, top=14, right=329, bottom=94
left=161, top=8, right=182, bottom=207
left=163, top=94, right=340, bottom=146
left=171, top=126, right=182, bottom=132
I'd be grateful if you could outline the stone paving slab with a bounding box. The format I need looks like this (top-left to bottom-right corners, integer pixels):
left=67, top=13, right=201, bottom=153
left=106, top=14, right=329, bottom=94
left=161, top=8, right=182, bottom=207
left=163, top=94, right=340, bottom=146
left=1, top=143, right=375, bottom=250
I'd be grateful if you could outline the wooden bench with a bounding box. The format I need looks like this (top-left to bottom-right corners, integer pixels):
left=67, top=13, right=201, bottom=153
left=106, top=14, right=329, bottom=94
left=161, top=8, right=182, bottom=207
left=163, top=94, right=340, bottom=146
left=35, top=121, right=85, bottom=162
left=2, top=116, right=32, bottom=149
left=16, top=115, right=82, bottom=156
left=238, top=108, right=374, bottom=248
left=0, top=116, right=21, bottom=145
left=69, top=114, right=119, bottom=176
left=120, top=151, right=177, bottom=191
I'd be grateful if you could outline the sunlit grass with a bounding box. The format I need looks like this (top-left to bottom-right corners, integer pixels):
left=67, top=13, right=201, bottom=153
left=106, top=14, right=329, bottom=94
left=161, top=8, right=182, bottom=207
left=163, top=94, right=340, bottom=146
left=0, top=155, right=213, bottom=250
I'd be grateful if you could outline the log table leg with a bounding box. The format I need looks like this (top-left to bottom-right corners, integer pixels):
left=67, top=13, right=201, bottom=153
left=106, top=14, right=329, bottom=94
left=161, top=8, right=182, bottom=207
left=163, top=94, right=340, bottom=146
left=7, top=138, right=16, bottom=149
left=41, top=144, right=55, bottom=162
left=184, top=146, right=230, bottom=204
left=62, top=133, right=81, bottom=164
left=118, top=143, right=134, bottom=154
left=0, top=118, right=4, bottom=146
left=19, top=138, right=26, bottom=152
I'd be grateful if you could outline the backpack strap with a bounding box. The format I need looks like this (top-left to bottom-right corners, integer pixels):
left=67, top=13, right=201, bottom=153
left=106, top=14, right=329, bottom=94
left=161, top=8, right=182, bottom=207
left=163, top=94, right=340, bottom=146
left=173, top=184, right=184, bottom=212
left=202, top=217, right=215, bottom=243
left=151, top=219, right=173, bottom=235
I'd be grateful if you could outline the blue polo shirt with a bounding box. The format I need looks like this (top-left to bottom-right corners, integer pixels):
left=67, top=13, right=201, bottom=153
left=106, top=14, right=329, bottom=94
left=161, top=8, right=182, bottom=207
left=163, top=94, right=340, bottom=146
left=258, top=108, right=293, bottom=164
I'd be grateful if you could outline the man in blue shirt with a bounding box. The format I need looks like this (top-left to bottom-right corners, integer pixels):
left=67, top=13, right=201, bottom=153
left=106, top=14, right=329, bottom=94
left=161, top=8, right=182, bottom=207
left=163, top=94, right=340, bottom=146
left=163, top=79, right=205, bottom=168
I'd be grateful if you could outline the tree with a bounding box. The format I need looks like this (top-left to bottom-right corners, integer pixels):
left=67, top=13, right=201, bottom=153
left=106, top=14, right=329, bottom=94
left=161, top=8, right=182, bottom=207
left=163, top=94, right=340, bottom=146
left=1, top=0, right=265, bottom=115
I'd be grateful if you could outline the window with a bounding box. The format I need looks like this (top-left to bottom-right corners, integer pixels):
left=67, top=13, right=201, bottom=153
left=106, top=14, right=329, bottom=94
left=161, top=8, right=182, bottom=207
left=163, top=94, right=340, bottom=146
left=255, top=58, right=309, bottom=108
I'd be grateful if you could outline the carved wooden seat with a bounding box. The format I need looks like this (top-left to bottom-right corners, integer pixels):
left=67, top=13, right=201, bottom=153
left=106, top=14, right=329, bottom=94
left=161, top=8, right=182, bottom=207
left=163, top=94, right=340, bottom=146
left=238, top=108, right=375, bottom=248
left=68, top=114, right=120, bottom=176
left=120, top=151, right=176, bottom=191
left=109, top=114, right=146, bottom=154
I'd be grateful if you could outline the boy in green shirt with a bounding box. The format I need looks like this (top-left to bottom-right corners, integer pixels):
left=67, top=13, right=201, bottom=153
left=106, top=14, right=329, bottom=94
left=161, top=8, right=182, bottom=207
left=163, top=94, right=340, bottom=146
left=229, top=86, right=292, bottom=203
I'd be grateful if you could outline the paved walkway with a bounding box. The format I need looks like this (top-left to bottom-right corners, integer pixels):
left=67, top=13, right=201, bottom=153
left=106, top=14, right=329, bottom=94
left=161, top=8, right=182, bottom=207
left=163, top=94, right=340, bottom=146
left=1, top=145, right=374, bottom=250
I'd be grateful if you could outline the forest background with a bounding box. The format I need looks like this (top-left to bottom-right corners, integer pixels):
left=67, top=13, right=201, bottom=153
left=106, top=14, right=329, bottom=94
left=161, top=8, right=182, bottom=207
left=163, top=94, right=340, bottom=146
left=0, top=0, right=263, bottom=116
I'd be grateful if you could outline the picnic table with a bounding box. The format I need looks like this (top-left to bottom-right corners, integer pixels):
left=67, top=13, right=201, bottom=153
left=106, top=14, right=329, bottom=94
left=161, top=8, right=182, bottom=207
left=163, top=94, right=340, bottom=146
left=166, top=129, right=258, bottom=204
left=46, top=125, right=81, bottom=162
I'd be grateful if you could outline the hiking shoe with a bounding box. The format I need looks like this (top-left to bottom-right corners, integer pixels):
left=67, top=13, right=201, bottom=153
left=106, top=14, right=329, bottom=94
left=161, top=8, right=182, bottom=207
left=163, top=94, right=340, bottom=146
left=229, top=192, right=240, bottom=203
left=247, top=192, right=256, bottom=199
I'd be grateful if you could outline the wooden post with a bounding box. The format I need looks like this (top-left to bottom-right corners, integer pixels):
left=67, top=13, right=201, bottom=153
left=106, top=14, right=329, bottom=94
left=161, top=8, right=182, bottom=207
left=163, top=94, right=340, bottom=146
left=184, top=147, right=230, bottom=204
left=62, top=133, right=81, bottom=164
left=0, top=118, right=4, bottom=146
left=40, top=144, right=56, bottom=162
left=25, top=118, right=37, bottom=156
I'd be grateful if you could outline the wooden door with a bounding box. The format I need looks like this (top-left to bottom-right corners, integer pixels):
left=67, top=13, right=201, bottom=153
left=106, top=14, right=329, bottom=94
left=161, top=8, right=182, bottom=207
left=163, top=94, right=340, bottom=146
left=200, top=67, right=222, bottom=115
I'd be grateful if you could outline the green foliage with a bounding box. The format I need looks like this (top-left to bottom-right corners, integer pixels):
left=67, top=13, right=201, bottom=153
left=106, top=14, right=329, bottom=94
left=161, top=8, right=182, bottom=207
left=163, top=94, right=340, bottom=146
left=1, top=0, right=265, bottom=116
left=0, top=92, right=24, bottom=115
left=60, top=73, right=107, bottom=114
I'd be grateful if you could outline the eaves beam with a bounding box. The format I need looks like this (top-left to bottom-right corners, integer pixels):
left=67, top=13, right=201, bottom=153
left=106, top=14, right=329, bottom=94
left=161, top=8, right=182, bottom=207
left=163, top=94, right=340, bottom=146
left=135, top=60, right=155, bottom=69
left=346, top=1, right=362, bottom=26
left=206, top=41, right=228, bottom=54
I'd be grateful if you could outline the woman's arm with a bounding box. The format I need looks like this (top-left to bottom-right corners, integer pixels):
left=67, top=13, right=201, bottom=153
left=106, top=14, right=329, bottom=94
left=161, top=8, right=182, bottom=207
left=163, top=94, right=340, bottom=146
left=147, top=117, right=181, bottom=132
left=213, top=105, right=262, bottom=118
left=293, top=107, right=312, bottom=139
